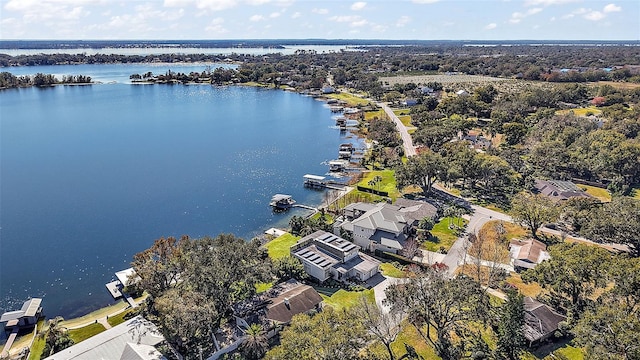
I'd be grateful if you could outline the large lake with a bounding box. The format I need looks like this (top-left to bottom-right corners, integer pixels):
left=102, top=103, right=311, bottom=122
left=0, top=64, right=360, bottom=319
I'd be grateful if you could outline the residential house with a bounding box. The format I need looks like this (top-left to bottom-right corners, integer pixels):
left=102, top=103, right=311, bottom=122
left=1, top=298, right=42, bottom=332
left=509, top=238, right=550, bottom=271
left=534, top=179, right=593, bottom=202
left=338, top=200, right=437, bottom=254
left=460, top=130, right=492, bottom=150
left=403, top=98, right=418, bottom=106
left=209, top=280, right=323, bottom=360
left=523, top=297, right=567, bottom=346
left=231, top=279, right=322, bottom=330
left=455, top=89, right=469, bottom=97
left=291, top=230, right=381, bottom=283
left=44, top=316, right=167, bottom=360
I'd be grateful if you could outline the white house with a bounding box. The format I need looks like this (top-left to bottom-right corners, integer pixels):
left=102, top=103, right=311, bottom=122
left=338, top=202, right=414, bottom=254
left=291, top=230, right=380, bottom=283
left=509, top=238, right=551, bottom=271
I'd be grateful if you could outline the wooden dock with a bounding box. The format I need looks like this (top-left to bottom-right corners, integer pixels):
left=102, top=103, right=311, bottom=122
left=1, top=328, right=18, bottom=358
left=105, top=280, right=123, bottom=299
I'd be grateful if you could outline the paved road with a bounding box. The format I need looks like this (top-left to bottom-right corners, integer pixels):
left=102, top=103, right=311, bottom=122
left=441, top=204, right=512, bottom=277
left=379, top=102, right=417, bottom=157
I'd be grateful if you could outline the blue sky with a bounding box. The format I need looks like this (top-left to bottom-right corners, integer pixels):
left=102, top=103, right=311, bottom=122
left=0, top=0, right=638, bottom=40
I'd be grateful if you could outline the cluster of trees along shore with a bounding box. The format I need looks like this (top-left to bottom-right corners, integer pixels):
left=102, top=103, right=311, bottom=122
left=0, top=71, right=91, bottom=88
left=7, top=44, right=639, bottom=359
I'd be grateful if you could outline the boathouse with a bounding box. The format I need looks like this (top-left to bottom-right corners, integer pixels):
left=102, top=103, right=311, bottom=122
left=329, top=160, right=348, bottom=172
left=1, top=298, right=42, bottom=332
left=303, top=174, right=326, bottom=188
left=270, top=194, right=296, bottom=210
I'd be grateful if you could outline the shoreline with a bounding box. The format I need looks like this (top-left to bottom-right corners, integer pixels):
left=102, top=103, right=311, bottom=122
left=1, top=82, right=368, bottom=340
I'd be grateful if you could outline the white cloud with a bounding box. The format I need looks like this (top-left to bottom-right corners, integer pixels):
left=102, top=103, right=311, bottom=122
left=205, top=17, right=228, bottom=33
left=603, top=3, right=621, bottom=13
left=328, top=15, right=368, bottom=27
left=510, top=7, right=542, bottom=23
left=269, top=12, right=280, bottom=18
left=351, top=2, right=366, bottom=11
left=291, top=11, right=301, bottom=18
left=485, top=23, right=497, bottom=30
left=249, top=14, right=264, bottom=21
left=312, top=8, right=328, bottom=14
left=163, top=0, right=239, bottom=11
left=412, top=0, right=439, bottom=3
left=525, top=0, right=577, bottom=6
left=396, top=15, right=411, bottom=27
left=584, top=10, right=604, bottom=21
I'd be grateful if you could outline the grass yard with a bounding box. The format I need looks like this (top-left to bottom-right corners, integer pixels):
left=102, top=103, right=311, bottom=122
left=27, top=335, right=46, bottom=360
left=264, top=233, right=300, bottom=260
left=505, top=272, right=543, bottom=298
left=389, top=323, right=440, bottom=360
left=326, top=92, right=372, bottom=106
left=481, top=220, right=528, bottom=241
left=578, top=185, right=611, bottom=202
left=364, top=109, right=386, bottom=121
left=422, top=217, right=467, bottom=252
left=68, top=322, right=106, bottom=343
left=318, top=288, right=375, bottom=310
left=106, top=309, right=133, bottom=327
left=555, top=106, right=602, bottom=117
left=357, top=169, right=400, bottom=200
left=380, top=263, right=406, bottom=278
left=60, top=301, right=129, bottom=329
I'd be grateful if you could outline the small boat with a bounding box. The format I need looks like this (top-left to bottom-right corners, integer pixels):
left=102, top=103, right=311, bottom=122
left=270, top=194, right=296, bottom=210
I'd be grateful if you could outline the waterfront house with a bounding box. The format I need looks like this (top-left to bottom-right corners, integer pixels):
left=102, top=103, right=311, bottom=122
left=336, top=201, right=437, bottom=254
left=523, top=297, right=567, bottom=346
left=1, top=298, right=42, bottom=332
left=291, top=230, right=381, bottom=283
left=43, top=316, right=166, bottom=360
left=231, top=279, right=322, bottom=330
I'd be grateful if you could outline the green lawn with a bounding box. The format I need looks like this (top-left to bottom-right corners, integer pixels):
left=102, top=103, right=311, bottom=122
left=357, top=170, right=400, bottom=200
left=60, top=301, right=129, bottom=329
left=319, top=288, right=375, bottom=310
left=326, top=92, right=372, bottom=106
left=106, top=309, right=133, bottom=327
left=389, top=323, right=440, bottom=360
left=68, top=322, right=107, bottom=343
left=422, top=217, right=467, bottom=252
left=264, top=233, right=300, bottom=260
left=555, top=106, right=602, bottom=117
left=578, top=185, right=611, bottom=202
left=28, top=337, right=46, bottom=360
left=380, top=263, right=406, bottom=278
left=364, top=109, right=386, bottom=121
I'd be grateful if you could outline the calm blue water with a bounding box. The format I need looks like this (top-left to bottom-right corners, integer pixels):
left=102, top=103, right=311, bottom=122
left=3, top=62, right=235, bottom=84
left=0, top=74, right=360, bottom=319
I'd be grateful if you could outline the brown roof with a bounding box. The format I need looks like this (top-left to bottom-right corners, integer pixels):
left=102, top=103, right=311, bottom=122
left=265, top=285, right=322, bottom=324
left=523, top=297, right=567, bottom=342
left=510, top=239, right=547, bottom=263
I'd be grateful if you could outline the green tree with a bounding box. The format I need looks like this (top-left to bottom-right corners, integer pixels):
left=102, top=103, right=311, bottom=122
left=265, top=307, right=368, bottom=360
left=353, top=295, right=402, bottom=360
left=240, top=323, right=269, bottom=360
left=385, top=268, right=490, bottom=360
left=573, top=304, right=640, bottom=360
left=273, top=256, right=308, bottom=282
left=41, top=316, right=75, bottom=357
left=580, top=197, right=640, bottom=256
left=395, top=151, right=445, bottom=194
left=522, top=243, right=611, bottom=320
left=495, top=289, right=526, bottom=360
left=509, top=192, right=558, bottom=240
